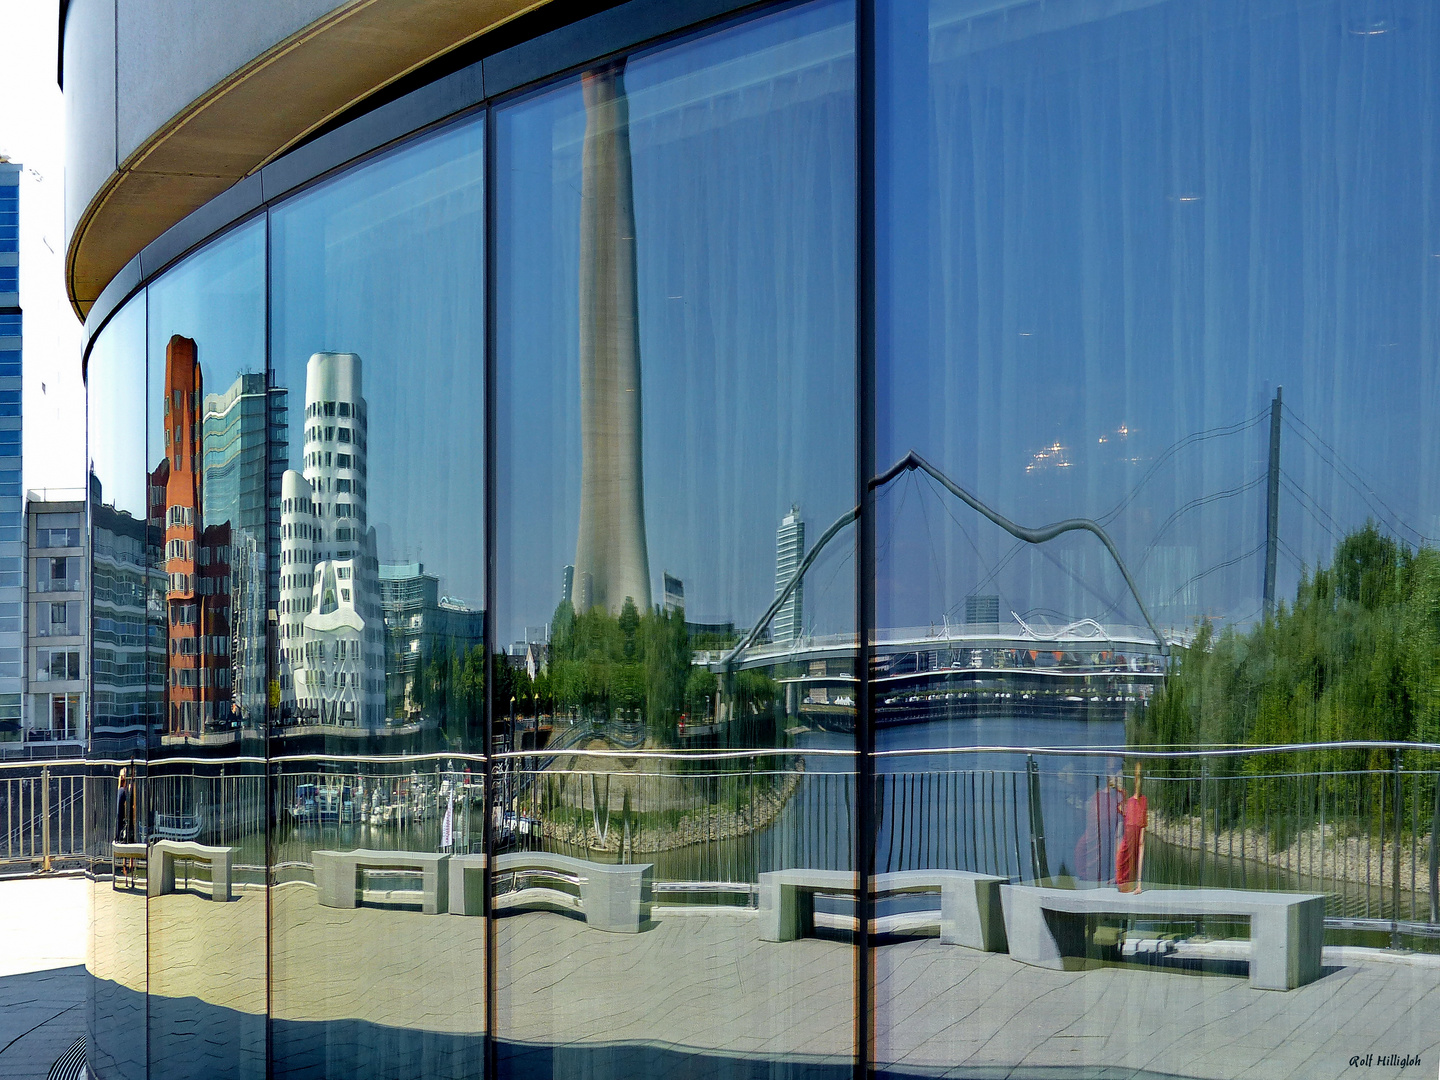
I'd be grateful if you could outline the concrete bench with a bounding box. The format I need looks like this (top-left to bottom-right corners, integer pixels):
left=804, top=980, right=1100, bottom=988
left=492, top=851, right=652, bottom=933
left=1000, top=884, right=1325, bottom=990
left=313, top=849, right=449, bottom=915
left=759, top=869, right=1008, bottom=951
left=111, top=842, right=148, bottom=889
left=149, top=840, right=233, bottom=902
left=448, top=853, right=487, bottom=916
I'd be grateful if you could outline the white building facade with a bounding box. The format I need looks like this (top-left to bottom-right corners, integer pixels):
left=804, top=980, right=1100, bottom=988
left=277, top=352, right=384, bottom=727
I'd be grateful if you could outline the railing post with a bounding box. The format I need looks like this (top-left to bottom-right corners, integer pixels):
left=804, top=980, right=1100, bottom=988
left=40, top=765, right=51, bottom=874
left=1199, top=760, right=1208, bottom=889
left=1026, top=755, right=1049, bottom=882
left=1430, top=766, right=1439, bottom=926
left=1392, top=749, right=1402, bottom=948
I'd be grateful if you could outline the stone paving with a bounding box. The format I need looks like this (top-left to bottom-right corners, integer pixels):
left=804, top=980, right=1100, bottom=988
left=78, top=879, right=1440, bottom=1078
left=0, top=876, right=86, bottom=1079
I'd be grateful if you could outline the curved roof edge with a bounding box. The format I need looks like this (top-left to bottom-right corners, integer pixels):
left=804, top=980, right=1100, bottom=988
left=65, top=0, right=550, bottom=319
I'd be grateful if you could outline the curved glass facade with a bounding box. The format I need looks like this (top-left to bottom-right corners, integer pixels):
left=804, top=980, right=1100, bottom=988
left=85, top=1, right=1440, bottom=1078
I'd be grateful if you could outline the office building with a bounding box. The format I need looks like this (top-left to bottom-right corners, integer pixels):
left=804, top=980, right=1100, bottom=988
left=25, top=497, right=85, bottom=747
left=662, top=571, right=684, bottom=615
left=89, top=477, right=160, bottom=749
left=154, top=336, right=232, bottom=736
left=964, top=594, right=999, bottom=625
left=0, top=163, right=22, bottom=746
left=202, top=372, right=287, bottom=720
left=379, top=561, right=484, bottom=719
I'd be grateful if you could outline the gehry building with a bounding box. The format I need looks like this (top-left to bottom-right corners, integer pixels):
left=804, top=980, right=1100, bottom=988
left=278, top=352, right=384, bottom=727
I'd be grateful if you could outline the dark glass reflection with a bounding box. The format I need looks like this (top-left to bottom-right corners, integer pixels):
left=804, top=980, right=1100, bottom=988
left=874, top=0, right=1440, bottom=1075
left=267, top=116, right=486, bottom=1079
left=143, top=219, right=269, bottom=1078
left=87, top=293, right=150, bottom=1080
left=494, top=2, right=857, bottom=1075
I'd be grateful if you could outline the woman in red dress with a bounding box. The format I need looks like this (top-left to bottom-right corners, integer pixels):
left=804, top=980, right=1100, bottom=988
left=1112, top=763, right=1146, bottom=893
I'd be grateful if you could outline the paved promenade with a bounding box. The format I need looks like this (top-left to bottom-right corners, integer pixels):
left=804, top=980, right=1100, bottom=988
left=77, top=879, right=1440, bottom=1078
left=0, top=876, right=86, bottom=1079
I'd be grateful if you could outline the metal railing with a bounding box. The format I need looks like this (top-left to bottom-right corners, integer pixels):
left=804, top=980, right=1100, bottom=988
left=9, top=743, right=1438, bottom=945
left=0, top=760, right=87, bottom=875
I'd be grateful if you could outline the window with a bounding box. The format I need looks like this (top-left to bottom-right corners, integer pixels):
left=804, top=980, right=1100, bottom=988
left=36, top=649, right=81, bottom=681
left=38, top=602, right=79, bottom=637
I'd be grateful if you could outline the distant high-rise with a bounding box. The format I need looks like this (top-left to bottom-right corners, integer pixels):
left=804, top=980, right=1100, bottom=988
left=572, top=61, right=651, bottom=616
left=379, top=562, right=484, bottom=719
left=0, top=163, right=24, bottom=743
left=278, top=352, right=384, bottom=727
left=202, top=372, right=287, bottom=720
left=964, top=594, right=999, bottom=625
left=90, top=475, right=162, bottom=750
left=561, top=564, right=574, bottom=608
left=663, top=572, right=684, bottom=615
left=774, top=505, right=805, bottom=642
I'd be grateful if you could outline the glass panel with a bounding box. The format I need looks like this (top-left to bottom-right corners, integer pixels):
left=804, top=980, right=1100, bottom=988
left=144, top=218, right=269, bottom=1079
left=494, top=2, right=856, bottom=1075
left=267, top=115, right=486, bottom=1078
left=874, top=1, right=1440, bottom=1075
left=87, top=291, right=150, bottom=1080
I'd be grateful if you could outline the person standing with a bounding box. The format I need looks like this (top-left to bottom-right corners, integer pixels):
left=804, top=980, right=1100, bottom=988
left=1113, top=763, right=1146, bottom=893
left=114, top=769, right=135, bottom=885
left=1074, top=776, right=1122, bottom=885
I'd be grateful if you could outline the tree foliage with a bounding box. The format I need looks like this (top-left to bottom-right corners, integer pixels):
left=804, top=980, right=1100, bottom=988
left=1130, top=523, right=1440, bottom=830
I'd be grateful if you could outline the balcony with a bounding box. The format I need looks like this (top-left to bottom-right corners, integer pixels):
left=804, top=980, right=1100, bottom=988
left=34, top=579, right=83, bottom=594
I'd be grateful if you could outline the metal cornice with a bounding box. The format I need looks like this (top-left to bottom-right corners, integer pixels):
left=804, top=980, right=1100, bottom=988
left=66, top=0, right=552, bottom=320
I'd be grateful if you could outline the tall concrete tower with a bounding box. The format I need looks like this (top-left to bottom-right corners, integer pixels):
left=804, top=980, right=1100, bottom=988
left=572, top=60, right=652, bottom=616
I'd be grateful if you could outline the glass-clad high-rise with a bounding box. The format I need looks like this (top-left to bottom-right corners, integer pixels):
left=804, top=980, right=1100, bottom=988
left=0, top=162, right=24, bottom=748
left=71, top=0, right=1440, bottom=1077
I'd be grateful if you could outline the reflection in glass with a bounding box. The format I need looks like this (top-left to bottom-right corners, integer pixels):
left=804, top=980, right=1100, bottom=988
left=87, top=292, right=151, bottom=1080
left=142, top=218, right=269, bottom=1079
left=267, top=116, right=486, bottom=1079
left=494, top=2, right=856, bottom=1074
left=873, top=0, right=1440, bottom=1075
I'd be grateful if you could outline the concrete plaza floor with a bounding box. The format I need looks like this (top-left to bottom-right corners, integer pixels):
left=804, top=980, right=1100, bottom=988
left=78, top=879, right=1440, bottom=1078
left=0, top=875, right=86, bottom=1079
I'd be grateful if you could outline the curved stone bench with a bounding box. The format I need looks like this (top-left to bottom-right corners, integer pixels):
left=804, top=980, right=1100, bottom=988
left=150, top=840, right=233, bottom=902
left=1000, top=884, right=1325, bottom=990
left=313, top=848, right=449, bottom=914
left=448, top=853, right=487, bottom=917
left=111, top=841, right=148, bottom=890
left=759, top=868, right=1008, bottom=951
left=492, top=851, right=652, bottom=933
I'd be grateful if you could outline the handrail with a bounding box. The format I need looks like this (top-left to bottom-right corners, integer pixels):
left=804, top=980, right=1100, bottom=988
left=874, top=740, right=1440, bottom=759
